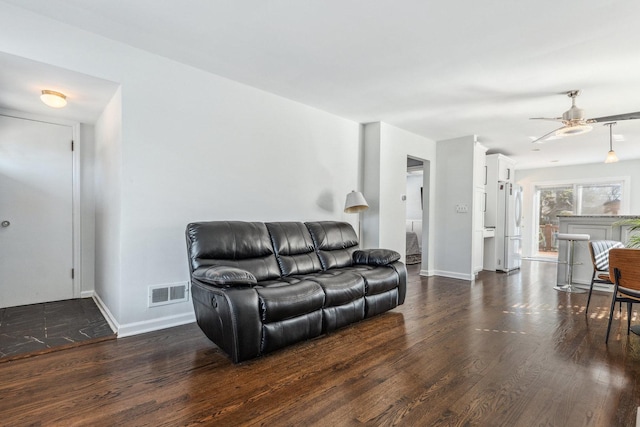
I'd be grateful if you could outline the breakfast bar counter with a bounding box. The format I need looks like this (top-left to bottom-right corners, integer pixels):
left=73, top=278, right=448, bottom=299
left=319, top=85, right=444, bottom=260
left=556, top=215, right=639, bottom=289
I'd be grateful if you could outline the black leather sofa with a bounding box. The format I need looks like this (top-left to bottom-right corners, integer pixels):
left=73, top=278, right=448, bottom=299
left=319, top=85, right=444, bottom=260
left=185, top=220, right=407, bottom=363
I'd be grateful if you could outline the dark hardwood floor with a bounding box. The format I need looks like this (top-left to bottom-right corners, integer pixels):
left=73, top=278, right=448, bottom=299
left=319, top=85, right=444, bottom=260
left=0, top=298, right=115, bottom=361
left=1, top=261, right=639, bottom=426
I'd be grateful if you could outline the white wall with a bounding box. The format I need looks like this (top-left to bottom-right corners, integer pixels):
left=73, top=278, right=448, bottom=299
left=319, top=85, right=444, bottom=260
left=363, top=123, right=382, bottom=248
left=515, top=159, right=640, bottom=257
left=363, top=122, right=437, bottom=275
left=0, top=4, right=362, bottom=334
left=79, top=123, right=96, bottom=297
left=94, top=88, right=123, bottom=321
left=434, top=135, right=476, bottom=280
left=117, top=67, right=361, bottom=331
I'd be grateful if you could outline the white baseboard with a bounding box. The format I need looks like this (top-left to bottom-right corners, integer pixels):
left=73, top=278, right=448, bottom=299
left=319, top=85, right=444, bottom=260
left=91, top=292, right=196, bottom=338
left=117, top=312, right=196, bottom=338
left=572, top=283, right=613, bottom=293
left=419, top=269, right=434, bottom=277
left=572, top=279, right=591, bottom=286
left=433, top=270, right=473, bottom=281
left=80, top=290, right=94, bottom=299
left=92, top=292, right=118, bottom=334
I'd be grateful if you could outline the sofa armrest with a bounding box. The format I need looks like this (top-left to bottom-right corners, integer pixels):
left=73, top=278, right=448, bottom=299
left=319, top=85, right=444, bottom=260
left=191, top=282, right=262, bottom=363
left=353, top=249, right=401, bottom=266
left=192, top=266, right=257, bottom=287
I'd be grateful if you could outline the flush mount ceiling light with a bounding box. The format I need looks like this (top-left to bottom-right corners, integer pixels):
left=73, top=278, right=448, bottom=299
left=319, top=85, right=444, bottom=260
left=40, top=90, right=67, bottom=108
left=604, top=122, right=619, bottom=164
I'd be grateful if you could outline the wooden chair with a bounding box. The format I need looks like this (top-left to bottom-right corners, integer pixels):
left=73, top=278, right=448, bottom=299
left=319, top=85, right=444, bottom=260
left=605, top=248, right=640, bottom=343
left=586, top=240, right=624, bottom=314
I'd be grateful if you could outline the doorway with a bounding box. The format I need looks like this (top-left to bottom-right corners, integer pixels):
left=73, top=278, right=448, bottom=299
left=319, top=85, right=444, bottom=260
left=534, top=185, right=571, bottom=258
left=406, top=156, right=429, bottom=273
left=0, top=114, right=74, bottom=308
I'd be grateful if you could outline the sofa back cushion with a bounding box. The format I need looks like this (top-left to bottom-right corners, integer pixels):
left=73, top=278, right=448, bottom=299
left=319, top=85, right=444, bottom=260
left=186, top=221, right=281, bottom=281
left=305, top=221, right=359, bottom=270
left=266, top=222, right=323, bottom=276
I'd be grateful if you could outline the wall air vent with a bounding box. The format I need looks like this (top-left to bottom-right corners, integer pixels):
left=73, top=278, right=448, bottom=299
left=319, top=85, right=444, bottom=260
left=148, top=282, right=189, bottom=307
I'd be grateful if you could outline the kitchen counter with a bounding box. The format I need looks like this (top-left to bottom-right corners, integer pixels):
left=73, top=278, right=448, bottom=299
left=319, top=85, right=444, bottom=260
left=556, top=215, right=639, bottom=288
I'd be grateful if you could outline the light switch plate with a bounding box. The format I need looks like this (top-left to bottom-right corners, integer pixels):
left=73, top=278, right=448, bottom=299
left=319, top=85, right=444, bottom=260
left=455, top=204, right=469, bottom=213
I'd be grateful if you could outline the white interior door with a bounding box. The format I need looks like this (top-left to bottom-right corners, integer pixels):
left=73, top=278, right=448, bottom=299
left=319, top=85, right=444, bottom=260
left=0, top=115, right=74, bottom=308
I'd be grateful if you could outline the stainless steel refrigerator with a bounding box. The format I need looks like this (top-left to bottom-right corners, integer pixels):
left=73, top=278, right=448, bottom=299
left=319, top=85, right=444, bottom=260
left=496, top=182, right=522, bottom=272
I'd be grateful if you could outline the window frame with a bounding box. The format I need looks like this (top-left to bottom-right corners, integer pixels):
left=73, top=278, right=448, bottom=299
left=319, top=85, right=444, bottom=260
left=532, top=176, right=630, bottom=256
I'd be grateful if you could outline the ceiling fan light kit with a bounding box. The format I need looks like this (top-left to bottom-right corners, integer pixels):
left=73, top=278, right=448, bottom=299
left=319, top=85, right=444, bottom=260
left=554, top=124, right=592, bottom=137
left=529, top=90, right=640, bottom=144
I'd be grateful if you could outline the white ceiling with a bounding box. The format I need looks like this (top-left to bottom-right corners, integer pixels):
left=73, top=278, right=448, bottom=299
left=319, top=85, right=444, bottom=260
left=3, top=0, right=640, bottom=169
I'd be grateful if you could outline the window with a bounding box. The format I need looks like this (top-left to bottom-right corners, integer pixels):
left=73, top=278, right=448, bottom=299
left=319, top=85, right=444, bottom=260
left=538, top=179, right=625, bottom=221
left=535, top=178, right=627, bottom=255
left=575, top=183, right=622, bottom=215
left=539, top=185, right=573, bottom=226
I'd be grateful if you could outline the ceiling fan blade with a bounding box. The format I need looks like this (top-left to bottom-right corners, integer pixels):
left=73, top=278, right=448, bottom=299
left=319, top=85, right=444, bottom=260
left=531, top=126, right=566, bottom=144
left=591, top=111, right=640, bottom=122
left=530, top=117, right=563, bottom=122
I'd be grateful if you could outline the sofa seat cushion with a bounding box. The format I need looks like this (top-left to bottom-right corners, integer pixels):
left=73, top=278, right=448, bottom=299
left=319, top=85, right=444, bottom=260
left=303, top=270, right=365, bottom=307
left=345, top=265, right=400, bottom=296
left=257, top=276, right=307, bottom=287
left=255, top=280, right=325, bottom=323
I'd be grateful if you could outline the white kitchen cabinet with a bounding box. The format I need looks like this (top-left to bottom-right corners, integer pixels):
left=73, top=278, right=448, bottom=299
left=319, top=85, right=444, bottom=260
left=473, top=186, right=486, bottom=273
left=474, top=144, right=488, bottom=189
left=472, top=143, right=487, bottom=274
left=484, top=154, right=515, bottom=228
left=497, top=155, right=515, bottom=182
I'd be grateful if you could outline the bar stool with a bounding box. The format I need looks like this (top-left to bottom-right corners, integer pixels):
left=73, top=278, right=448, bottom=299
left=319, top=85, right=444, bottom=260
left=554, top=233, right=590, bottom=293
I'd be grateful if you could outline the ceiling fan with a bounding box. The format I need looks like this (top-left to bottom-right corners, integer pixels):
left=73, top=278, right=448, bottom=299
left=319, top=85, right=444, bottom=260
left=530, top=90, right=640, bottom=143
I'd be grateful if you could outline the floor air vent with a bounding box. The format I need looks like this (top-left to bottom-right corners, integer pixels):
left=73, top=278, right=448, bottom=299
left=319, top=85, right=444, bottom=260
left=148, top=282, right=189, bottom=307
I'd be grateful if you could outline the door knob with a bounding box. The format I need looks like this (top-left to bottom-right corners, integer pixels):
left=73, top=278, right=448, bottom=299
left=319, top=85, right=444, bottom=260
left=1, top=221, right=10, bottom=227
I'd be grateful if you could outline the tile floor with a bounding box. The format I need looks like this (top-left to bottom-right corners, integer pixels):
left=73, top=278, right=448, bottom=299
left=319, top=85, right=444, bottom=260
left=0, top=298, right=115, bottom=360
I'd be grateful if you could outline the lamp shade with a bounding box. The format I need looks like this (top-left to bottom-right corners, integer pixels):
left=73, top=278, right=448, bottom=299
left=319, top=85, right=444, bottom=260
left=605, top=150, right=619, bottom=164
left=344, top=191, right=368, bottom=213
